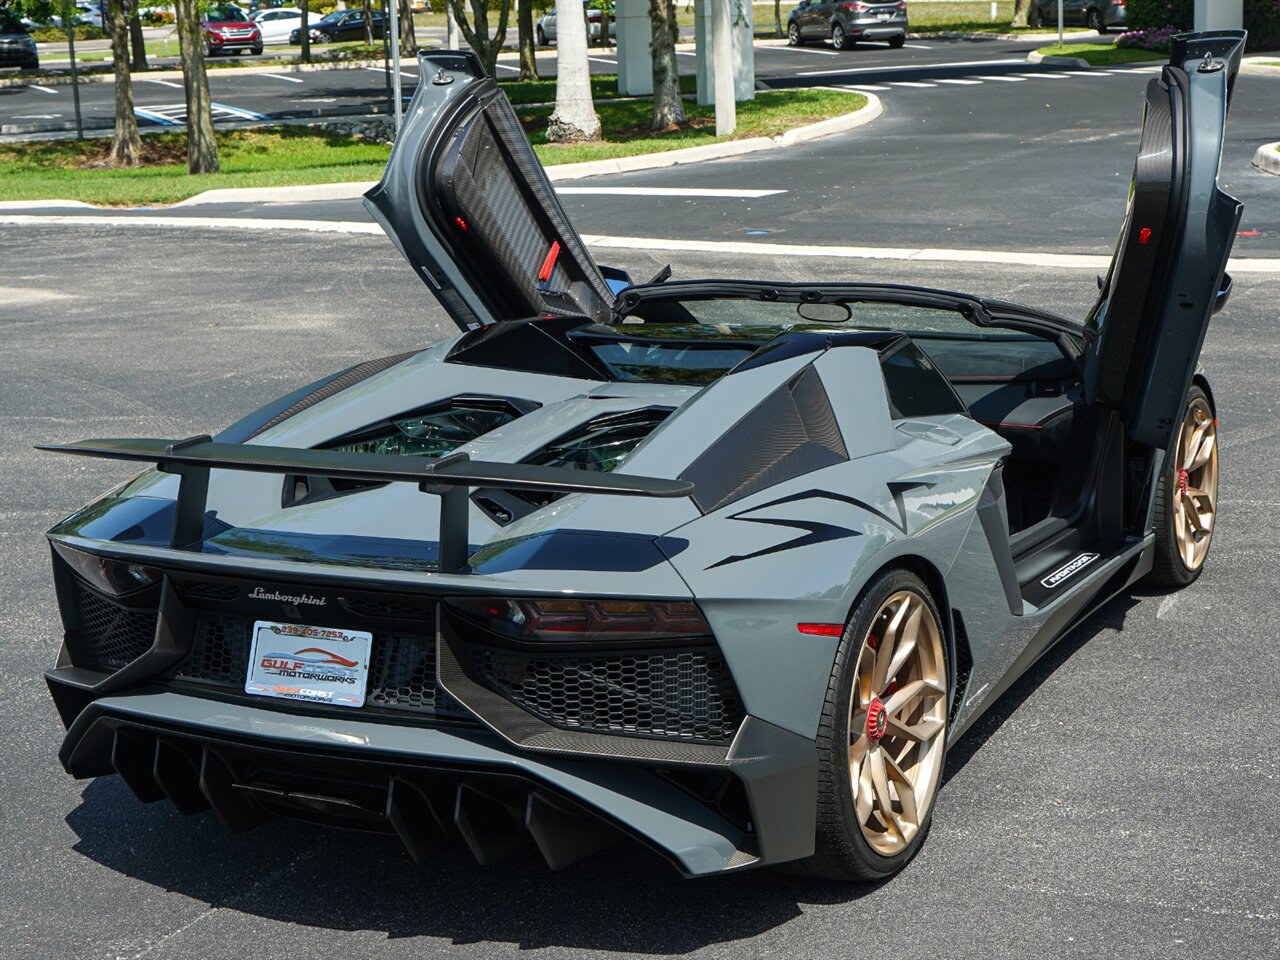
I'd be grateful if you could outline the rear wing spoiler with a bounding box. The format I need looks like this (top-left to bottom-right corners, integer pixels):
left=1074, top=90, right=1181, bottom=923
left=37, top=436, right=694, bottom=574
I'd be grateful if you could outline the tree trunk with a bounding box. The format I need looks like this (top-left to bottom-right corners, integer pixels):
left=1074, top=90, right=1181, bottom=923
left=128, top=0, right=148, bottom=70
left=363, top=0, right=373, bottom=44
left=517, top=0, right=537, bottom=79
left=398, top=0, right=417, bottom=54
left=1012, top=0, right=1030, bottom=28
left=447, top=0, right=512, bottom=77
left=174, top=0, right=220, bottom=173
left=299, top=0, right=311, bottom=62
left=546, top=0, right=598, bottom=141
left=106, top=0, right=142, bottom=166
left=773, top=0, right=781, bottom=37
left=648, top=0, right=683, bottom=130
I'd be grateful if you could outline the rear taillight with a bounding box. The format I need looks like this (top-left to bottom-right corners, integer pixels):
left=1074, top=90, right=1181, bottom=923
left=53, top=542, right=160, bottom=597
left=445, top=597, right=711, bottom=643
left=897, top=1, right=906, bottom=8
left=845, top=1, right=870, bottom=11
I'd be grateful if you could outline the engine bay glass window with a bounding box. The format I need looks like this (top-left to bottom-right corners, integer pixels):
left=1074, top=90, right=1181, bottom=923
left=331, top=405, right=516, bottom=459
left=588, top=339, right=755, bottom=386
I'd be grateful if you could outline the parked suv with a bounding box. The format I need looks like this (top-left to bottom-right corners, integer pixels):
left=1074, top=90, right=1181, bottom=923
left=201, top=4, right=263, bottom=56
left=788, top=0, right=908, bottom=50
left=0, top=10, right=38, bottom=71
left=1027, top=0, right=1126, bottom=33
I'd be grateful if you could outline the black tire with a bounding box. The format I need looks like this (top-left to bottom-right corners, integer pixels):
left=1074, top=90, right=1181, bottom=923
left=536, top=25, right=546, bottom=45
left=888, top=34, right=905, bottom=48
left=202, top=38, right=214, bottom=56
left=787, top=21, right=803, bottom=46
left=1087, top=9, right=1105, bottom=32
left=250, top=44, right=262, bottom=55
left=1148, top=385, right=1218, bottom=588
left=831, top=22, right=850, bottom=50
left=788, top=568, right=949, bottom=881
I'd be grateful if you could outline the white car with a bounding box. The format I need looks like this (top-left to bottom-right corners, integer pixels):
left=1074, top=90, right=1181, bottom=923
left=535, top=3, right=605, bottom=45
left=252, top=6, right=306, bottom=44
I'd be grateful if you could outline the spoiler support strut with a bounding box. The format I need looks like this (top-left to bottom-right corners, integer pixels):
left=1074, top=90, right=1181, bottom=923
left=37, top=437, right=695, bottom=575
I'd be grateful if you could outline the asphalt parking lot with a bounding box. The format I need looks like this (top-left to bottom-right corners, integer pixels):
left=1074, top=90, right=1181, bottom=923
left=2, top=41, right=1279, bottom=959
left=2, top=227, right=1279, bottom=959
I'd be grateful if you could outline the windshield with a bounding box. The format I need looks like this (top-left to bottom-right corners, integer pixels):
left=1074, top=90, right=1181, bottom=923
left=207, top=5, right=248, bottom=20
left=625, top=295, right=989, bottom=337
left=320, top=10, right=345, bottom=21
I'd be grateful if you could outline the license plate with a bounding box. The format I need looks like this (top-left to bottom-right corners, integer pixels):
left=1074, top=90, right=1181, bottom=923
left=245, top=620, right=372, bottom=708
left=877, top=12, right=891, bottom=20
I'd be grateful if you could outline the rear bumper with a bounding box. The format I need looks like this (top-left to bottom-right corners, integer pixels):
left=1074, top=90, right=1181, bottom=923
left=49, top=674, right=817, bottom=877
left=849, top=24, right=906, bottom=39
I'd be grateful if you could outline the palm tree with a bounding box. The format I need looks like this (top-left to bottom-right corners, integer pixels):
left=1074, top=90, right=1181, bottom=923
left=648, top=0, right=683, bottom=130
left=546, top=0, right=598, bottom=141
left=448, top=0, right=513, bottom=77
left=517, top=0, right=538, bottom=79
left=173, top=0, right=219, bottom=173
left=105, top=0, right=141, bottom=165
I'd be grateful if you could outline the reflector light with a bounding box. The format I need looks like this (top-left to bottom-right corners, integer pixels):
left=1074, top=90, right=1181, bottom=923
left=1138, top=226, right=1152, bottom=245
left=445, top=596, right=711, bottom=642
left=797, top=623, right=844, bottom=637
left=454, top=216, right=469, bottom=232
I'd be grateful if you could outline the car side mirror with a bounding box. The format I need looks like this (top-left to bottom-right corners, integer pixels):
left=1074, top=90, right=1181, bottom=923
left=1212, top=272, right=1232, bottom=315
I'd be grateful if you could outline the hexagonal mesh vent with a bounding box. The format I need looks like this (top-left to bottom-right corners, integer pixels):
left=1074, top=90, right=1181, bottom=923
left=72, top=584, right=157, bottom=672
left=469, top=646, right=744, bottom=743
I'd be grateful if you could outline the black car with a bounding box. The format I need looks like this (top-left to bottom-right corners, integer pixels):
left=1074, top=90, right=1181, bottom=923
left=0, top=10, right=39, bottom=70
left=788, top=0, right=908, bottom=50
left=289, top=8, right=386, bottom=44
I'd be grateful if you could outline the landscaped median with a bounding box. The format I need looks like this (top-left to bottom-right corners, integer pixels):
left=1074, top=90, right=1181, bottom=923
left=0, top=86, right=869, bottom=206
left=1030, top=43, right=1164, bottom=66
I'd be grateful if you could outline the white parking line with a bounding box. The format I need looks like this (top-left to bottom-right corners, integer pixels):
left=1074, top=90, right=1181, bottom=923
left=210, top=101, right=269, bottom=120
left=935, top=78, right=982, bottom=85
left=587, top=56, right=617, bottom=65
left=262, top=73, right=304, bottom=83
left=1065, top=70, right=1104, bottom=77
left=1013, top=72, right=1068, bottom=79
left=556, top=187, right=786, bottom=198
left=904, top=43, right=932, bottom=49
left=139, top=78, right=183, bottom=88
left=4, top=215, right=1276, bottom=274
left=133, top=107, right=179, bottom=125
left=28, top=84, right=57, bottom=94
left=888, top=81, right=936, bottom=88
left=494, top=62, right=520, bottom=72
left=974, top=74, right=1026, bottom=81
left=796, top=57, right=1023, bottom=77
left=843, top=83, right=890, bottom=91
left=771, top=44, right=842, bottom=56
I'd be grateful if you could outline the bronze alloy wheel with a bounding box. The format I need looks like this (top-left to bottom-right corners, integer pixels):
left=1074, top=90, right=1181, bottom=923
left=846, top=589, right=947, bottom=856
left=1173, top=395, right=1218, bottom=571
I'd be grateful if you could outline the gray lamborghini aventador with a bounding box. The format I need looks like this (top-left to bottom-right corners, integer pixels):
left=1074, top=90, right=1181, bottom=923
left=39, top=31, right=1243, bottom=881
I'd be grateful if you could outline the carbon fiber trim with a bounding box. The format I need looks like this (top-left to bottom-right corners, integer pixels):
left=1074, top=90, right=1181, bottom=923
left=681, top=365, right=849, bottom=514
left=245, top=350, right=418, bottom=440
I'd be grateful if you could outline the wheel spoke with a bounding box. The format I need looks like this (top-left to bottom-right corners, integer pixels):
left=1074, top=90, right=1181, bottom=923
left=884, top=677, right=943, bottom=716
left=871, top=597, right=911, bottom=692
left=885, top=714, right=944, bottom=744
left=1185, top=430, right=1215, bottom=472
left=883, top=606, right=921, bottom=686
left=868, top=746, right=894, bottom=818
left=882, top=752, right=919, bottom=826
left=1181, top=419, right=1211, bottom=471
left=854, top=754, right=873, bottom=824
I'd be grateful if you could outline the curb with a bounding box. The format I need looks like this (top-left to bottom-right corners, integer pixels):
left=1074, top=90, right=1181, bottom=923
left=1252, top=142, right=1280, bottom=176
left=545, top=93, right=881, bottom=181
left=1026, top=50, right=1166, bottom=68
left=1241, top=57, right=1280, bottom=76
left=173, top=180, right=378, bottom=206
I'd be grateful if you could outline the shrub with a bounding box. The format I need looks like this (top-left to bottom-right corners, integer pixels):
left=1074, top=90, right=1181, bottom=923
left=1125, top=0, right=1193, bottom=30
left=1116, top=24, right=1180, bottom=51
left=28, top=24, right=108, bottom=41
left=1245, top=0, right=1280, bottom=50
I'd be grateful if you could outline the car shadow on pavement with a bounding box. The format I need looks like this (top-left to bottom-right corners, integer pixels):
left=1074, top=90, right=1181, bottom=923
left=941, top=590, right=1143, bottom=786
left=65, top=778, right=886, bottom=953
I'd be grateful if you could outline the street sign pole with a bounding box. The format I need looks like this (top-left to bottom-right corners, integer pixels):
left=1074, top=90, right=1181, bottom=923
left=388, top=0, right=402, bottom=132
left=1057, top=0, right=1064, bottom=46
left=64, top=13, right=84, bottom=138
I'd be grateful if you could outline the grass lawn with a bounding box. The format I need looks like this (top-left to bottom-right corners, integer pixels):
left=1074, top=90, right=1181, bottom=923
left=499, top=72, right=695, bottom=105
left=0, top=88, right=864, bottom=205
left=1034, top=42, right=1163, bottom=65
